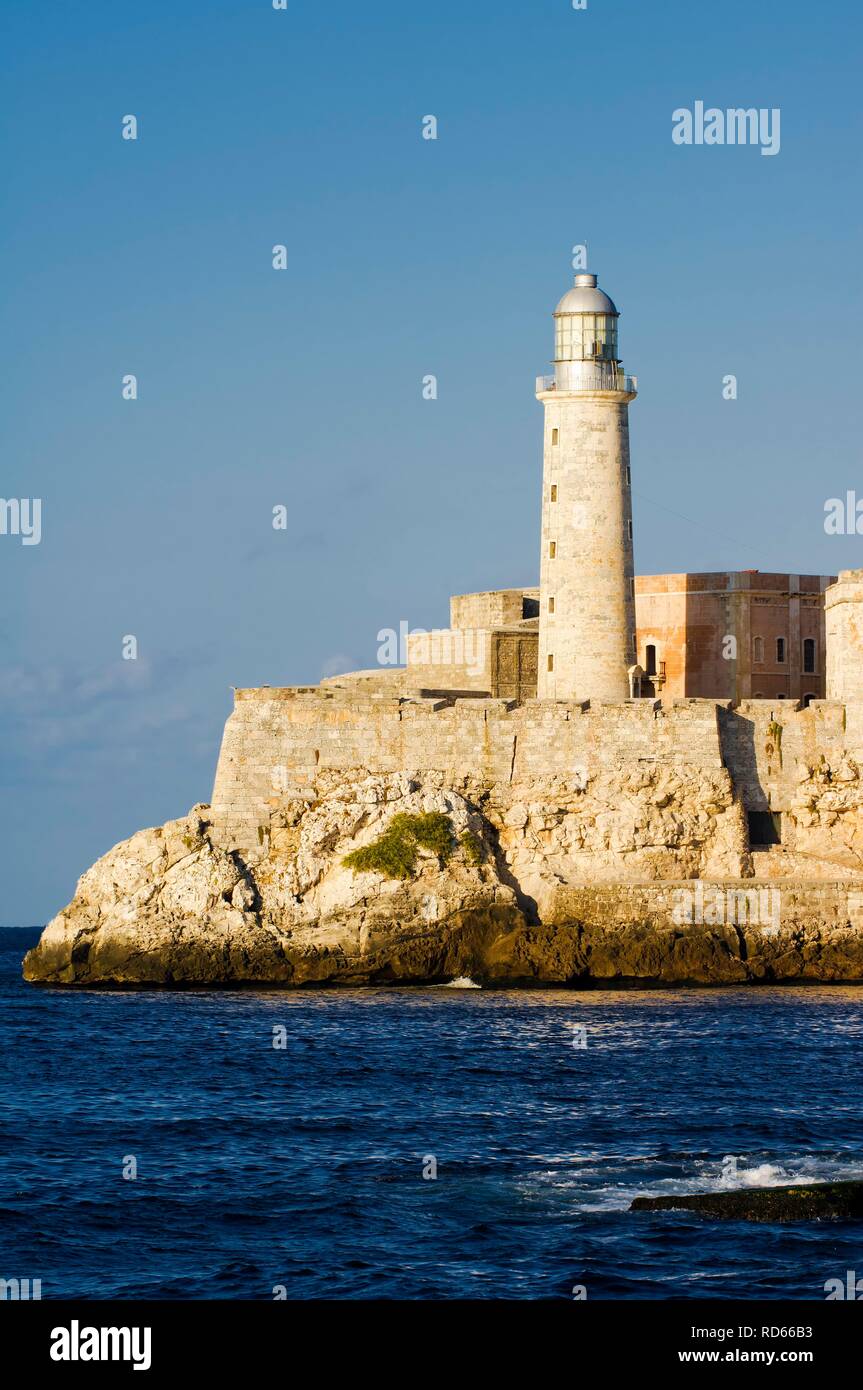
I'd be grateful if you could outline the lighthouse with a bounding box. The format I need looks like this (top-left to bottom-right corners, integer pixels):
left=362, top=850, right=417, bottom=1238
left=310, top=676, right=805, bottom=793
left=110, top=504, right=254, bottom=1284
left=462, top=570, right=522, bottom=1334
left=536, top=271, right=637, bottom=701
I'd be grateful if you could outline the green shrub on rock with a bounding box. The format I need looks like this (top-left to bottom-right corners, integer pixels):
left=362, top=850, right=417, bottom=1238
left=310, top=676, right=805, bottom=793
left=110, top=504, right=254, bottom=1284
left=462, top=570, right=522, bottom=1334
left=459, top=830, right=483, bottom=865
left=343, top=812, right=455, bottom=880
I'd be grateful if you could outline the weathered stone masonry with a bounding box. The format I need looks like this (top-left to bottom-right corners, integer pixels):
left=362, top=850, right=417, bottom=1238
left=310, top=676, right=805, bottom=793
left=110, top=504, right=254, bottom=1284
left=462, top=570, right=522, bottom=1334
left=210, top=689, right=723, bottom=842
left=210, top=683, right=863, bottom=874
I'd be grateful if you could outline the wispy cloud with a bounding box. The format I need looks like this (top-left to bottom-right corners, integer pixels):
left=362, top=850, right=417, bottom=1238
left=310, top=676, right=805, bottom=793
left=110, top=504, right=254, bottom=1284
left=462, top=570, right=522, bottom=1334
left=320, top=653, right=357, bottom=680
left=0, top=650, right=217, bottom=780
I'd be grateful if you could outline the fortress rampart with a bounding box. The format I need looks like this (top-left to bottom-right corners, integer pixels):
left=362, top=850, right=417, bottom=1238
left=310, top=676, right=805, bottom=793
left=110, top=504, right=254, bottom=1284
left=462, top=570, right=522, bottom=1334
left=210, top=685, right=857, bottom=861
left=211, top=689, right=721, bottom=843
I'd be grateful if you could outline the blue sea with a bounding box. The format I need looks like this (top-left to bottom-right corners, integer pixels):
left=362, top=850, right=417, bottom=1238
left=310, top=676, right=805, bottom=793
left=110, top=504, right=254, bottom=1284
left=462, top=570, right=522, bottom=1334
left=2, top=926, right=862, bottom=1300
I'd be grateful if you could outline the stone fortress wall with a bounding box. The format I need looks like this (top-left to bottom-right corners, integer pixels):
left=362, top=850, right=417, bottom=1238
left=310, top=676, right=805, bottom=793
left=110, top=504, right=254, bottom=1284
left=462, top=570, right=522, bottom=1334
left=211, top=689, right=727, bottom=848
left=210, top=619, right=863, bottom=884
left=212, top=571, right=863, bottom=820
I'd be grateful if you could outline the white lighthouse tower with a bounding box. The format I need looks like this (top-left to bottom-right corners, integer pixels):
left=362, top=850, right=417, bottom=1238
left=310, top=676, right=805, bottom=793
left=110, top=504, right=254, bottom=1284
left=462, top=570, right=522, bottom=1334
left=536, top=271, right=638, bottom=702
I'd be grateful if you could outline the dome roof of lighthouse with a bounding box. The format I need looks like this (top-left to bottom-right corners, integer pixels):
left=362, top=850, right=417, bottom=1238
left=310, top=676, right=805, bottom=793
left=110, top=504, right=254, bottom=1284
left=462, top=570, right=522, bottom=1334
left=554, top=273, right=618, bottom=316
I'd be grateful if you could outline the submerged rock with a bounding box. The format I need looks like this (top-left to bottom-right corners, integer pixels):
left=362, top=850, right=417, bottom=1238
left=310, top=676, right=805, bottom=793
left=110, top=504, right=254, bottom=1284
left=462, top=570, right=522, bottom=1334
left=630, top=1180, right=863, bottom=1222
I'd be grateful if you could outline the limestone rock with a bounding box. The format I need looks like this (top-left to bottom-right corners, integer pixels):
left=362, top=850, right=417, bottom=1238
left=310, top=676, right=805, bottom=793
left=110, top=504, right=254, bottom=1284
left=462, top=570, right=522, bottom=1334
left=23, top=777, right=523, bottom=986
left=22, top=768, right=863, bottom=988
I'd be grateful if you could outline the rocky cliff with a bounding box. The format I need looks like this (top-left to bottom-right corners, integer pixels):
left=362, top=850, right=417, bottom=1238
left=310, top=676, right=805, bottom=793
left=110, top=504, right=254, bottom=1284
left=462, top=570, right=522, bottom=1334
left=22, top=767, right=863, bottom=987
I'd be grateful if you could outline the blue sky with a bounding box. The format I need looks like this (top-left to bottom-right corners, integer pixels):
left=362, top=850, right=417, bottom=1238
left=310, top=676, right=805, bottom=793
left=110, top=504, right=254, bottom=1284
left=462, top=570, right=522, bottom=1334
left=2, top=0, right=861, bottom=922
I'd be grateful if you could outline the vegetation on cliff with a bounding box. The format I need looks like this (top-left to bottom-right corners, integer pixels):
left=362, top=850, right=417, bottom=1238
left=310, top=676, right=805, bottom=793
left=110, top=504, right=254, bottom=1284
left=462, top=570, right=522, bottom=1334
left=343, top=811, right=455, bottom=880
left=459, top=830, right=484, bottom=866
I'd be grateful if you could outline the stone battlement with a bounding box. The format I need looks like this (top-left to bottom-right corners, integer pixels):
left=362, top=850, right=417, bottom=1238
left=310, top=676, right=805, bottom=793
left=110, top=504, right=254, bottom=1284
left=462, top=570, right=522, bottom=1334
left=212, top=689, right=725, bottom=841
left=210, top=684, right=863, bottom=858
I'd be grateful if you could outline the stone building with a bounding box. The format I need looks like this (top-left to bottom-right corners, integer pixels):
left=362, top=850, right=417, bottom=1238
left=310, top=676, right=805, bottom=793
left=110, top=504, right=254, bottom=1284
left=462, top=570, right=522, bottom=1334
left=403, top=589, right=539, bottom=701
left=399, top=572, right=834, bottom=704
left=634, top=571, right=834, bottom=704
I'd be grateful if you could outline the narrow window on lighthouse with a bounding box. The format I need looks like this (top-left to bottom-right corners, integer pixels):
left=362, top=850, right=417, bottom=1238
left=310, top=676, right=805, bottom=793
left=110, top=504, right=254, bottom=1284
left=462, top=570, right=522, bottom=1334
left=777, top=637, right=786, bottom=664
left=550, top=485, right=557, bottom=502
left=552, top=428, right=559, bottom=445
left=547, top=655, right=554, bottom=672
left=548, top=597, right=555, bottom=613
left=627, top=519, right=633, bottom=540
left=803, top=638, right=815, bottom=673
left=626, top=465, right=631, bottom=484
left=549, top=541, right=556, bottom=558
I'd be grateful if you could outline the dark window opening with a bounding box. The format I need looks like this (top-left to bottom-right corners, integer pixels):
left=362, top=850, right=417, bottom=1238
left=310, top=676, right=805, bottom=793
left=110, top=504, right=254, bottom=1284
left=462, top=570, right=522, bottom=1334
left=802, top=692, right=816, bottom=708
left=747, top=811, right=781, bottom=846
left=776, top=637, right=786, bottom=664
left=803, top=638, right=815, bottom=674
left=645, top=644, right=657, bottom=676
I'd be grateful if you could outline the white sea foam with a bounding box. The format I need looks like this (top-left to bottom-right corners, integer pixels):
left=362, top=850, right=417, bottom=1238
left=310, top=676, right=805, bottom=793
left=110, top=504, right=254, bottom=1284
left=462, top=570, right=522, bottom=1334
left=714, top=1154, right=863, bottom=1190
left=717, top=1159, right=790, bottom=1189
left=441, top=976, right=481, bottom=989
left=517, top=1153, right=863, bottom=1213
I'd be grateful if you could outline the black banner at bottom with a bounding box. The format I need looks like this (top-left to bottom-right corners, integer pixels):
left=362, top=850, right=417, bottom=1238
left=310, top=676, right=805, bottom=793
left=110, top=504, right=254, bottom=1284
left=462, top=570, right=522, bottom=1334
left=4, top=1299, right=860, bottom=1375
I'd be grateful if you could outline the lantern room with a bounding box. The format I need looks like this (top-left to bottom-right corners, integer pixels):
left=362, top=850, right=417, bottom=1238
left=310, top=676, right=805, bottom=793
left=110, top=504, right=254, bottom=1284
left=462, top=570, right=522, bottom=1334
left=550, top=272, right=629, bottom=392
